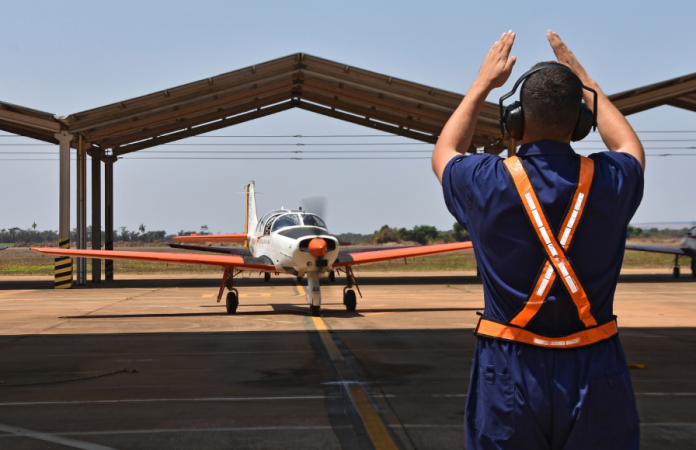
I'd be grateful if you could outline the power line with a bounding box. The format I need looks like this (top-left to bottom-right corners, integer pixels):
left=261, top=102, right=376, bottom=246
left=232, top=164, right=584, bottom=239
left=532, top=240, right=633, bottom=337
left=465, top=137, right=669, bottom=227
left=2, top=154, right=696, bottom=162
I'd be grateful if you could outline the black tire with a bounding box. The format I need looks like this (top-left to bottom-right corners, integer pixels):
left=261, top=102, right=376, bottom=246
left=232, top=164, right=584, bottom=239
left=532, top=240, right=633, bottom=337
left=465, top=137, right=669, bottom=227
left=226, top=292, right=239, bottom=314
left=344, top=289, right=357, bottom=312
left=691, top=259, right=695, bottom=278
left=328, top=271, right=336, bottom=282
left=673, top=266, right=680, bottom=278
left=264, top=272, right=271, bottom=282
left=310, top=305, right=320, bottom=317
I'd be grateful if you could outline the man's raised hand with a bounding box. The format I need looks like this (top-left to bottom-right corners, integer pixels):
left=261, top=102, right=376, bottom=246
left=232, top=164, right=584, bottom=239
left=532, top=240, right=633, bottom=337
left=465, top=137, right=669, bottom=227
left=547, top=30, right=591, bottom=85
left=474, top=31, right=517, bottom=92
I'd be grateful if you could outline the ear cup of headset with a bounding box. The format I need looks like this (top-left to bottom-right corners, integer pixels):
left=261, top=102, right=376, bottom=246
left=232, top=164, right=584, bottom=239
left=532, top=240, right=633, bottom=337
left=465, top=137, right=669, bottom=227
left=571, top=104, right=594, bottom=142
left=503, top=101, right=525, bottom=140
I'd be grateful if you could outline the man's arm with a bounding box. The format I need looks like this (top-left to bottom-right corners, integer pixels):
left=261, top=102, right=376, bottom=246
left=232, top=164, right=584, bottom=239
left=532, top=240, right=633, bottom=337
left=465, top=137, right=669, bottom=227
left=432, top=31, right=517, bottom=184
left=547, top=31, right=645, bottom=170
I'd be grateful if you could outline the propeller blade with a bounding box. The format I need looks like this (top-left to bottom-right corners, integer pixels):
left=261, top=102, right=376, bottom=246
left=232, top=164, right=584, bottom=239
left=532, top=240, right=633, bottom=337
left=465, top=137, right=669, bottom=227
left=301, top=196, right=327, bottom=219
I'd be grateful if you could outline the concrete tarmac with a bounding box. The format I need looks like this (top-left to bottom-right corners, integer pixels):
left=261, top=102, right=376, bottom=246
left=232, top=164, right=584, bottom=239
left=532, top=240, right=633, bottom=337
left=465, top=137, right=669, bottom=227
left=0, top=270, right=694, bottom=449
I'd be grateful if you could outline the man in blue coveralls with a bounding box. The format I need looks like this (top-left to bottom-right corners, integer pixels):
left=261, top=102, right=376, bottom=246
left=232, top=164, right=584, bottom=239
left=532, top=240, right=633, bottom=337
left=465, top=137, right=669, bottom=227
left=432, top=31, right=645, bottom=449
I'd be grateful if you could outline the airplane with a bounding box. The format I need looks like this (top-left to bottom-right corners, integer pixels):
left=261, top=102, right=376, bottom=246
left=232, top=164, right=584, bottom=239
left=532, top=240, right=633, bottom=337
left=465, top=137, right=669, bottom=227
left=625, top=226, right=696, bottom=278
left=33, top=181, right=473, bottom=316
left=0, top=247, right=7, bottom=251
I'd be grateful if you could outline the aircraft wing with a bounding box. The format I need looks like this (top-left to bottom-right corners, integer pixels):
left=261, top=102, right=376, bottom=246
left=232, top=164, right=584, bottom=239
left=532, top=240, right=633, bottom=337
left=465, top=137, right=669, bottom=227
left=625, top=244, right=693, bottom=256
left=169, top=243, right=253, bottom=256
left=173, top=233, right=247, bottom=243
left=31, top=248, right=275, bottom=271
left=333, top=242, right=473, bottom=267
left=0, top=247, right=7, bottom=251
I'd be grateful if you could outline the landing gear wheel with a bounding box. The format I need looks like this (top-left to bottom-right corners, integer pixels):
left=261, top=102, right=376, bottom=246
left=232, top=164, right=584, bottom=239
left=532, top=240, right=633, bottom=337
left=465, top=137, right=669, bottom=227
left=226, top=291, right=239, bottom=314
left=343, top=289, right=357, bottom=312
left=310, top=305, right=320, bottom=317
left=673, top=266, right=680, bottom=278
left=328, top=271, right=336, bottom=282
left=691, top=258, right=695, bottom=278
left=264, top=272, right=271, bottom=282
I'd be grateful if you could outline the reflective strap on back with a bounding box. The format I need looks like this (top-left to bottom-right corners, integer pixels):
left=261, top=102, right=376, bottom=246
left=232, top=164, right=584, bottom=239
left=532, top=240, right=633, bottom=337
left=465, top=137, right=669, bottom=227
left=503, top=156, right=597, bottom=328
left=475, top=318, right=617, bottom=349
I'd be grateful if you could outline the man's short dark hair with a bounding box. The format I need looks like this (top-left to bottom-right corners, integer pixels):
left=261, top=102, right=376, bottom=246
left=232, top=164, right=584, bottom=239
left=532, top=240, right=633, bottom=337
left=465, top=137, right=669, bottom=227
left=520, top=62, right=583, bottom=140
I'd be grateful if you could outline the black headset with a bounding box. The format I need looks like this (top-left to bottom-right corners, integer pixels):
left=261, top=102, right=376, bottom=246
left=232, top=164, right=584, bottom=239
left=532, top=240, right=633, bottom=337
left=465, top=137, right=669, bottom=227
left=498, top=64, right=598, bottom=142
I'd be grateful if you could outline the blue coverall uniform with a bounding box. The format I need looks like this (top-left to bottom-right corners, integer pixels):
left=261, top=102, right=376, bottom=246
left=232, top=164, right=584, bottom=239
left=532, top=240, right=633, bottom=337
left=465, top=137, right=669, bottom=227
left=442, top=141, right=644, bottom=449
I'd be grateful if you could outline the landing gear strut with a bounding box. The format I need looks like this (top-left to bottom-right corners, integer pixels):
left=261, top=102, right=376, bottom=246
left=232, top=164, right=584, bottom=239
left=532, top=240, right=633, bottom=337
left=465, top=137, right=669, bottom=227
left=307, top=272, right=321, bottom=317
left=673, top=255, right=681, bottom=278
left=692, top=257, right=696, bottom=278
left=264, top=272, right=271, bottom=282
left=328, top=270, right=336, bottom=282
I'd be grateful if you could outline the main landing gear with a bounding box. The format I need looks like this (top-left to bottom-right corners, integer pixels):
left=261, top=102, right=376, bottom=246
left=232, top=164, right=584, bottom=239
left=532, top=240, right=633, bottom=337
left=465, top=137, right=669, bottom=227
left=218, top=268, right=241, bottom=314
left=672, top=255, right=695, bottom=278
left=264, top=272, right=271, bottom=282
left=342, top=267, right=361, bottom=312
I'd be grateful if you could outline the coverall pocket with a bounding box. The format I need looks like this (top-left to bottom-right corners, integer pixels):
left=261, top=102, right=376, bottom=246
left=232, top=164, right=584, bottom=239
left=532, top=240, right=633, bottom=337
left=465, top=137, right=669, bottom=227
left=473, top=365, right=515, bottom=440
left=585, top=370, right=639, bottom=443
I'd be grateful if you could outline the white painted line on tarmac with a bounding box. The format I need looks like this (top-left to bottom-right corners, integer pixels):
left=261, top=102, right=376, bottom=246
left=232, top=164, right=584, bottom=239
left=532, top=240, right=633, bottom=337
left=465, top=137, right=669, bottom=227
left=0, top=422, right=116, bottom=449
left=635, top=392, right=696, bottom=396
left=0, top=395, right=337, bottom=407
left=0, top=424, right=464, bottom=438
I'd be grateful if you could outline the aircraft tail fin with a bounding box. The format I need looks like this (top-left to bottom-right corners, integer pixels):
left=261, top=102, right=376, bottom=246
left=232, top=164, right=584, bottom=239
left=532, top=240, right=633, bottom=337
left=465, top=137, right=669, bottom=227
left=245, top=181, right=258, bottom=248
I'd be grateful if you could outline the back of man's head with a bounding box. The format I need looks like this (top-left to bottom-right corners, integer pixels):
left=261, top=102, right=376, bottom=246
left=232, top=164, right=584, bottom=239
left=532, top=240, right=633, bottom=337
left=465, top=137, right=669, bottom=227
left=520, top=62, right=583, bottom=142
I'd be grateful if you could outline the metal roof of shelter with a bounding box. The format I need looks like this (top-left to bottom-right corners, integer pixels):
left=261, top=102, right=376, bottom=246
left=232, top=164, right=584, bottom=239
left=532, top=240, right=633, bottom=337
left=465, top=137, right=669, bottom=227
left=0, top=53, right=506, bottom=155
left=608, top=71, right=696, bottom=115
left=1, top=53, right=695, bottom=155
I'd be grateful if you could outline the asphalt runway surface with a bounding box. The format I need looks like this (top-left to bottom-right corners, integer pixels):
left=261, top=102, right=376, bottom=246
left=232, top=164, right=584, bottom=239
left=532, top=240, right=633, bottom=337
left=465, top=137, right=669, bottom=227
left=0, top=270, right=695, bottom=449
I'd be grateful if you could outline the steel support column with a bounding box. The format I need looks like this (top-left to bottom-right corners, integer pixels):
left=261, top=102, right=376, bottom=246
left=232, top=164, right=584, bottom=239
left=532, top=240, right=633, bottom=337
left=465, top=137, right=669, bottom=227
left=91, top=148, right=102, bottom=283
left=76, top=137, right=87, bottom=285
left=104, top=158, right=114, bottom=281
left=54, top=131, right=74, bottom=289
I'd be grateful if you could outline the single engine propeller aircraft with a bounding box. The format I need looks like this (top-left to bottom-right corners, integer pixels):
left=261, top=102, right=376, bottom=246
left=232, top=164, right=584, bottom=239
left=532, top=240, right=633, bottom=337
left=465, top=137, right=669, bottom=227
left=33, top=182, right=473, bottom=316
left=625, top=226, right=696, bottom=278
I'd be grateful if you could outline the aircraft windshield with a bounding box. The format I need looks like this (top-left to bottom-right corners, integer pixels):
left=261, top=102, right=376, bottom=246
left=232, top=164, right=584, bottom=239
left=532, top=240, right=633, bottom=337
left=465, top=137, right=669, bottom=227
left=301, top=214, right=327, bottom=229
left=271, top=214, right=302, bottom=232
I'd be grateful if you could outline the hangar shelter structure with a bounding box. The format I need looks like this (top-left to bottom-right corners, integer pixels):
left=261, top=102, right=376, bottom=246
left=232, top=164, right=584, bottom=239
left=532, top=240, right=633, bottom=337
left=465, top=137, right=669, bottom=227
left=1, top=53, right=695, bottom=288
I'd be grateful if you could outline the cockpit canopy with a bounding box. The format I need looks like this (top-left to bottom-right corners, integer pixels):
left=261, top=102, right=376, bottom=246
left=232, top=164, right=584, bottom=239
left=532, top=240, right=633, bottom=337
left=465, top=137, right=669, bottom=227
left=256, top=210, right=328, bottom=235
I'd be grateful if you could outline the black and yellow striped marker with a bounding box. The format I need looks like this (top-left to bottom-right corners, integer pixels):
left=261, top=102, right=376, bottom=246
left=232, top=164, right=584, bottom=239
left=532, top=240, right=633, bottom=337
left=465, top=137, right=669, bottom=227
left=54, top=238, right=72, bottom=289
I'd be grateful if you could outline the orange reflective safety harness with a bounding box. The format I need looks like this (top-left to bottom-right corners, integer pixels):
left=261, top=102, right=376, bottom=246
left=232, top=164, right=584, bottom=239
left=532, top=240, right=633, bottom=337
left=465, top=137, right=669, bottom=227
left=474, top=155, right=619, bottom=349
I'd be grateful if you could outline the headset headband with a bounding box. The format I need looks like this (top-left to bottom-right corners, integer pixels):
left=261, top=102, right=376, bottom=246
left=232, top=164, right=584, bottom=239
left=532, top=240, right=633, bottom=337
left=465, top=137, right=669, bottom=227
left=498, top=64, right=598, bottom=137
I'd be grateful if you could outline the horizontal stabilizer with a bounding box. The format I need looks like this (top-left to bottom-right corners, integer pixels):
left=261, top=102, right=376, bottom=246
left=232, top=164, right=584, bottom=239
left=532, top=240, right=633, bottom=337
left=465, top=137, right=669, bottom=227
left=169, top=243, right=252, bottom=256
left=173, top=233, right=247, bottom=243
left=31, top=247, right=275, bottom=271
left=334, top=241, right=473, bottom=267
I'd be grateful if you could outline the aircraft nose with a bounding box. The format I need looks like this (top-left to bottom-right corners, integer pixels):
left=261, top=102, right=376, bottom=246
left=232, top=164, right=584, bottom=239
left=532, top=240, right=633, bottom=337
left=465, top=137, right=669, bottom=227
left=308, top=238, right=328, bottom=257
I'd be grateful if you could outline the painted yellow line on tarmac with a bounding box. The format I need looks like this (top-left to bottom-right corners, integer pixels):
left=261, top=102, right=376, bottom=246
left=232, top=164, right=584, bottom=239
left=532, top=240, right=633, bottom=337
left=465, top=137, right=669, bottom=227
left=348, top=384, right=400, bottom=450
left=295, top=283, right=306, bottom=296
left=309, top=316, right=399, bottom=450
left=311, top=317, right=343, bottom=361
left=201, top=294, right=214, bottom=298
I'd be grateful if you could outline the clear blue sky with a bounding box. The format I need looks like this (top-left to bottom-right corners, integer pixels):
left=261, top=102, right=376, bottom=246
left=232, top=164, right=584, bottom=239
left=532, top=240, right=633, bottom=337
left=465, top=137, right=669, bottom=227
left=1, top=0, right=694, bottom=235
